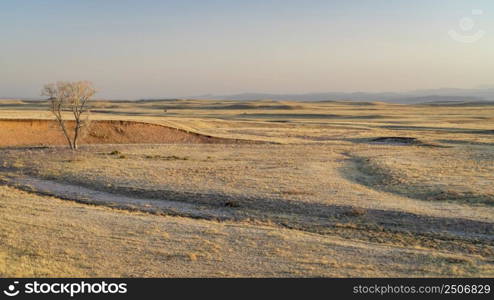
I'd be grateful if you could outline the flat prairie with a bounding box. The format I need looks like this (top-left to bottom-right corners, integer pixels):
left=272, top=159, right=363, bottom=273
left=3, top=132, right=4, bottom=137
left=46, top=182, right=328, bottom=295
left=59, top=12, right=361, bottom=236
left=0, top=99, right=493, bottom=277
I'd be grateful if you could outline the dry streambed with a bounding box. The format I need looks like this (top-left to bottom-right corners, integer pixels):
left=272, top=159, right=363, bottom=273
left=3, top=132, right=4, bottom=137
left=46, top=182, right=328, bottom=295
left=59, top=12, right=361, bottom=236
left=347, top=147, right=494, bottom=206
left=1, top=143, right=493, bottom=259
left=1, top=171, right=492, bottom=242
left=1, top=171, right=493, bottom=260
left=2, top=183, right=491, bottom=277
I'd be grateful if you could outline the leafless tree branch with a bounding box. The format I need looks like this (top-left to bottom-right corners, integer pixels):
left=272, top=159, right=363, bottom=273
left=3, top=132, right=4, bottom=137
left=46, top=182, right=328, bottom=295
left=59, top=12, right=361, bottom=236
left=42, top=81, right=96, bottom=150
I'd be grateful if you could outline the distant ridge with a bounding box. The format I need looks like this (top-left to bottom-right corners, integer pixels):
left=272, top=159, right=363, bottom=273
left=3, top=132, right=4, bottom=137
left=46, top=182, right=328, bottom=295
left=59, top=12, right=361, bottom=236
left=192, top=88, right=494, bottom=104
left=4, top=87, right=494, bottom=104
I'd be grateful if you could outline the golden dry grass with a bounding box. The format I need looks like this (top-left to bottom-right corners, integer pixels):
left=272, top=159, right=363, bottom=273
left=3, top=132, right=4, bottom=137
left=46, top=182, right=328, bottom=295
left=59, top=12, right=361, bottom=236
left=1, top=185, right=492, bottom=277
left=0, top=99, right=493, bottom=277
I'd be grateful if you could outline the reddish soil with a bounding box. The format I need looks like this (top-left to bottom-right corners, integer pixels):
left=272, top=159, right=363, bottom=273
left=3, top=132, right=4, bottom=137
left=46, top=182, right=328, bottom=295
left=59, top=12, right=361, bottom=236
left=0, top=119, right=242, bottom=147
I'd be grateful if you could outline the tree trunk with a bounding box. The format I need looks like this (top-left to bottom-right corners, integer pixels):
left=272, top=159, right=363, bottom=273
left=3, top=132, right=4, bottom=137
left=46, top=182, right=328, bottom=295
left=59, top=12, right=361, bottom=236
left=73, top=123, right=80, bottom=150
left=58, top=119, right=75, bottom=150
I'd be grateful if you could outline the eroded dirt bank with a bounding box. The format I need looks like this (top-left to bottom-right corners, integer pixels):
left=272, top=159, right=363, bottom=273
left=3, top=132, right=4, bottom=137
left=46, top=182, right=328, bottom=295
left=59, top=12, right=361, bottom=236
left=0, top=119, right=248, bottom=147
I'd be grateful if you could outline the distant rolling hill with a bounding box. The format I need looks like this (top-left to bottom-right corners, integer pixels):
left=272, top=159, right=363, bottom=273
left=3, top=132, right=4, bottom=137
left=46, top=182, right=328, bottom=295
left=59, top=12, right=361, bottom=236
left=4, top=88, right=494, bottom=105
left=193, top=88, right=494, bottom=104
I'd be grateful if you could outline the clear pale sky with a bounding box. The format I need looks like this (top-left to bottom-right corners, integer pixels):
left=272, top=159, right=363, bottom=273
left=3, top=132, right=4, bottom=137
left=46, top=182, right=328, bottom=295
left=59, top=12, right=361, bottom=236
left=0, top=0, right=492, bottom=99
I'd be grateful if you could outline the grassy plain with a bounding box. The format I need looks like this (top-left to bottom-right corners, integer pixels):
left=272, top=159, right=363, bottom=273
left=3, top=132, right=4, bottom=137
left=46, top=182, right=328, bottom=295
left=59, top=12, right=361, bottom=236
left=0, top=99, right=493, bottom=277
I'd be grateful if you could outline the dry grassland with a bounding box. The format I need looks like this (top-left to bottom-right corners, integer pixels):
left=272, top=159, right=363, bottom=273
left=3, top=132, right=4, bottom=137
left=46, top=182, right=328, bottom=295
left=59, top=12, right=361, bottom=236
left=0, top=99, right=493, bottom=277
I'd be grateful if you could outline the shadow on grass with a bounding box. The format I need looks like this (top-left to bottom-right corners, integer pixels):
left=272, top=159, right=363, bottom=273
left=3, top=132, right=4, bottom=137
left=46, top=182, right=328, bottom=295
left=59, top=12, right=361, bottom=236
left=436, top=139, right=494, bottom=146
left=236, top=113, right=390, bottom=119
left=3, top=165, right=493, bottom=247
left=344, top=137, right=449, bottom=148
left=379, top=125, right=494, bottom=135
left=338, top=155, right=494, bottom=207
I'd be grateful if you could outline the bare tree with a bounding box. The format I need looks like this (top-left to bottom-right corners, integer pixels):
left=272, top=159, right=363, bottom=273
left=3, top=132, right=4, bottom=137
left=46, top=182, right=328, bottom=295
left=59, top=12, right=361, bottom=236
left=42, top=81, right=95, bottom=150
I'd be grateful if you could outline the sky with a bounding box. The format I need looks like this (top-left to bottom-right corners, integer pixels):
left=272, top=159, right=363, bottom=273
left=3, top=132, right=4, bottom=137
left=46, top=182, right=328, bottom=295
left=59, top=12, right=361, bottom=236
left=0, top=0, right=493, bottom=99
